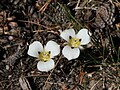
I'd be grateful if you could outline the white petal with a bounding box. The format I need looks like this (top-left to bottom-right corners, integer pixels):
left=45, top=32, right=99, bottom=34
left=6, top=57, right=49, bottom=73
left=27, top=41, right=43, bottom=57
left=60, top=29, right=75, bottom=41
left=62, top=45, right=80, bottom=60
left=79, top=46, right=85, bottom=50
left=76, top=29, right=91, bottom=45
left=37, top=59, right=54, bottom=72
left=45, top=41, right=60, bottom=58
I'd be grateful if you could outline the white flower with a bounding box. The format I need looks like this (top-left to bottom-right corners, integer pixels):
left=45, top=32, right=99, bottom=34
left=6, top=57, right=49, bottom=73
left=60, top=28, right=91, bottom=60
left=27, top=41, right=60, bottom=72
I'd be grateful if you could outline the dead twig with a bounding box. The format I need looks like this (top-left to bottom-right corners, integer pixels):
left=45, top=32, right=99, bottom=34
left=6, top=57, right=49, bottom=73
left=42, top=54, right=63, bottom=89
left=39, top=0, right=52, bottom=13
left=75, top=6, right=97, bottom=10
left=90, top=78, right=102, bottom=90
left=19, top=76, right=32, bottom=90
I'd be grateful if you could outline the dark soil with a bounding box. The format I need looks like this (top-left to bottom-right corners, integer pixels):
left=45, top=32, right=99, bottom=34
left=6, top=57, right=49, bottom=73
left=0, top=0, right=120, bottom=90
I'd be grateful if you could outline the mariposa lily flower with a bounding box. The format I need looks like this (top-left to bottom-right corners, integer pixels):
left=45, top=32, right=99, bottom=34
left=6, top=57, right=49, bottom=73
left=60, top=28, right=91, bottom=60
left=27, top=41, right=60, bottom=72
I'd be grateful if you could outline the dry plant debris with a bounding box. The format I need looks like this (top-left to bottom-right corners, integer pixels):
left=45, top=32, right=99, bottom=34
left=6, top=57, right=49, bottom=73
left=0, top=0, right=120, bottom=90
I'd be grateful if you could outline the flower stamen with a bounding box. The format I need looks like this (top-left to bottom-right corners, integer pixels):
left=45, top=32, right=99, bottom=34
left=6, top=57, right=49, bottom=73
left=69, top=36, right=81, bottom=48
left=38, top=51, right=51, bottom=62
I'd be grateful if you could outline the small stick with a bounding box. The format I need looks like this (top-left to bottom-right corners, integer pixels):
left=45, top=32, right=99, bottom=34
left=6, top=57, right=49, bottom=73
left=39, top=0, right=52, bottom=13
left=90, top=78, right=102, bottom=90
left=76, top=0, right=81, bottom=8
left=75, top=6, right=97, bottom=10
left=42, top=55, right=63, bottom=89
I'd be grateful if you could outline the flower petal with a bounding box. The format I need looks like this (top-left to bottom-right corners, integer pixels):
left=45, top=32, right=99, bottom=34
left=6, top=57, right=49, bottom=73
left=37, top=59, right=54, bottom=72
left=45, top=41, right=60, bottom=58
left=27, top=41, right=43, bottom=57
left=60, top=29, right=75, bottom=41
left=62, top=45, right=80, bottom=60
left=76, top=29, right=91, bottom=45
left=79, top=46, right=85, bottom=50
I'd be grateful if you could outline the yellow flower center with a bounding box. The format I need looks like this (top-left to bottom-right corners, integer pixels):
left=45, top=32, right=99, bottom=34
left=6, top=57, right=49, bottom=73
left=38, top=51, right=51, bottom=62
left=68, top=36, right=81, bottom=48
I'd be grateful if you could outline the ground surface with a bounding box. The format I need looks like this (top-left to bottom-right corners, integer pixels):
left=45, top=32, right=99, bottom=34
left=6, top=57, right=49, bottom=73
left=0, top=0, right=120, bottom=90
